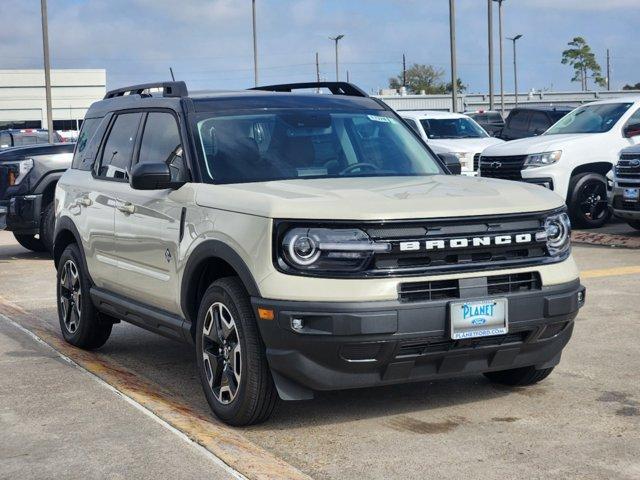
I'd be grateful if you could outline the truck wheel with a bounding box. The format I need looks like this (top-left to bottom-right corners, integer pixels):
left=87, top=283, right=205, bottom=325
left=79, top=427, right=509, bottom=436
left=196, top=277, right=277, bottom=426
left=39, top=201, right=55, bottom=254
left=56, top=244, right=112, bottom=350
left=568, top=172, right=611, bottom=229
left=484, top=365, right=554, bottom=386
left=13, top=233, right=47, bottom=252
left=628, top=220, right=640, bottom=231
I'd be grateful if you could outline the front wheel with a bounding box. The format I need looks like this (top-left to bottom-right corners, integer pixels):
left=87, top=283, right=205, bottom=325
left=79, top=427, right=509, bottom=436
left=196, top=277, right=277, bottom=426
left=568, top=172, right=611, bottom=229
left=484, top=365, right=555, bottom=386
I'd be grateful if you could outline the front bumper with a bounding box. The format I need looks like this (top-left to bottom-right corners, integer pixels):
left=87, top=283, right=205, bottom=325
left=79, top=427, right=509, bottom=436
left=610, top=185, right=640, bottom=220
left=0, top=194, right=42, bottom=234
left=253, top=279, right=584, bottom=400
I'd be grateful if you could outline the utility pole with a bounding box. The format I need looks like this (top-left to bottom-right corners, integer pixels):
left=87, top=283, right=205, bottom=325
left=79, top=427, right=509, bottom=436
left=315, top=52, right=320, bottom=92
left=252, top=0, right=259, bottom=86
left=606, top=48, right=611, bottom=91
left=40, top=0, right=54, bottom=143
left=402, top=53, right=407, bottom=87
left=508, top=34, right=523, bottom=107
left=487, top=0, right=494, bottom=110
left=495, top=0, right=505, bottom=116
left=449, top=0, right=458, bottom=113
left=329, top=35, right=344, bottom=81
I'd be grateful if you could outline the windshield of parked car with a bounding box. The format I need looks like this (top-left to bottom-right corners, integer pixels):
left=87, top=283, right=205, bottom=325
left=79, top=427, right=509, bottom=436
left=419, top=117, right=488, bottom=139
left=545, top=103, right=632, bottom=134
left=195, top=110, right=443, bottom=184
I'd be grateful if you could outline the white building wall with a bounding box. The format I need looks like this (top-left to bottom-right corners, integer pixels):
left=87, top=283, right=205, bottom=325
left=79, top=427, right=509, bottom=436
left=0, top=69, right=106, bottom=129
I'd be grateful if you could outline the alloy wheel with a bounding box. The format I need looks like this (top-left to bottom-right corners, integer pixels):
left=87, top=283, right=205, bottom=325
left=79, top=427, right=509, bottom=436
left=59, top=260, right=82, bottom=334
left=201, top=302, right=242, bottom=405
left=578, top=179, right=608, bottom=222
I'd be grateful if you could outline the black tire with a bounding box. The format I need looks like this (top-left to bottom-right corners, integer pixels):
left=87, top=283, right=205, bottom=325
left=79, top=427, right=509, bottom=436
left=195, top=277, right=277, bottom=426
left=484, top=365, right=555, bottom=386
left=13, top=232, right=47, bottom=252
left=39, top=201, right=55, bottom=254
left=628, top=220, right=640, bottom=231
left=568, top=172, right=611, bottom=229
left=56, top=243, right=112, bottom=350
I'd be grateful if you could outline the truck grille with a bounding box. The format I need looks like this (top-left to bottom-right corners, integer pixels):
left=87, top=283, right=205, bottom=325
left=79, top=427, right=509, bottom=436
left=398, top=272, right=541, bottom=302
left=615, top=155, right=640, bottom=181
left=397, top=331, right=530, bottom=357
left=479, top=155, right=527, bottom=181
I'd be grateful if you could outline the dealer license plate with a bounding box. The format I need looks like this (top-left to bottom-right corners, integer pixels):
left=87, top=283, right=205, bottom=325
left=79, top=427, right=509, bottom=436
left=450, top=298, right=508, bottom=340
left=623, top=188, right=639, bottom=201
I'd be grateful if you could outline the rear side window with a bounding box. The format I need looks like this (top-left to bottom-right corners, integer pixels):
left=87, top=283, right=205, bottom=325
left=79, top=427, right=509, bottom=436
left=0, top=132, right=11, bottom=148
left=71, top=118, right=101, bottom=169
left=528, top=112, right=550, bottom=132
left=508, top=111, right=529, bottom=130
left=138, top=112, right=187, bottom=182
left=97, top=113, right=143, bottom=180
left=403, top=118, right=421, bottom=134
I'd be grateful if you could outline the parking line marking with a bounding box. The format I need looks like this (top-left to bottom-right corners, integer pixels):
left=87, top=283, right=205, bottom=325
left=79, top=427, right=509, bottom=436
left=0, top=296, right=312, bottom=480
left=581, top=265, right=640, bottom=279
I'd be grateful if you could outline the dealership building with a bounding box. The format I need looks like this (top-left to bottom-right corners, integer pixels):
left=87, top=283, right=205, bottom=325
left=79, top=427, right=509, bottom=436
left=0, top=69, right=106, bottom=131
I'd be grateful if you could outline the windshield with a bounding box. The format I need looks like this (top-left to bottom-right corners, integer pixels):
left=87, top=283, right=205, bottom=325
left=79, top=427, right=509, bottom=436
left=419, top=117, right=488, bottom=139
left=195, top=110, right=443, bottom=184
left=545, top=103, right=632, bottom=134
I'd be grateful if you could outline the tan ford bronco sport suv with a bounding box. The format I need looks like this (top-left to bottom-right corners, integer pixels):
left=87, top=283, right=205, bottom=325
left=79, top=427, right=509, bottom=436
left=54, top=81, right=585, bottom=425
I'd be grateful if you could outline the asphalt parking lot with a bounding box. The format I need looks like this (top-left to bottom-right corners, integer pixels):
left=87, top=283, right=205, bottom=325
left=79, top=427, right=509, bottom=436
left=0, top=229, right=639, bottom=480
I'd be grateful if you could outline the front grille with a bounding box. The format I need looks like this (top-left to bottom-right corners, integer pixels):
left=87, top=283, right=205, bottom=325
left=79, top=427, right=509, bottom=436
left=487, top=272, right=541, bottom=295
left=399, top=271, right=541, bottom=302
left=340, top=343, right=384, bottom=361
left=479, top=155, right=527, bottom=181
left=613, top=195, right=640, bottom=211
left=616, top=155, right=640, bottom=180
left=397, top=331, right=529, bottom=357
left=473, top=153, right=481, bottom=171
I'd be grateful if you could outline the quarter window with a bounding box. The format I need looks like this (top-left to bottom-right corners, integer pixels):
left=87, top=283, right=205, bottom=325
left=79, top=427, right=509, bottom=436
left=97, top=113, right=142, bottom=180
left=71, top=117, right=101, bottom=169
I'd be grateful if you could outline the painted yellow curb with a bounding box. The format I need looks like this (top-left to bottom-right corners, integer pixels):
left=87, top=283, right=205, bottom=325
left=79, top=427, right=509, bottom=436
left=581, top=265, right=640, bottom=279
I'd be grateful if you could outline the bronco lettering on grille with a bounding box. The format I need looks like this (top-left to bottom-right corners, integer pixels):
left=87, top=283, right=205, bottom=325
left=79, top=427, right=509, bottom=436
left=399, top=233, right=533, bottom=251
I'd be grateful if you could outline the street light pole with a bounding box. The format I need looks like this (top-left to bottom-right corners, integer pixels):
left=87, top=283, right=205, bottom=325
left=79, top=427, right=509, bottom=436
left=329, top=35, right=344, bottom=81
left=487, top=0, right=494, bottom=110
left=449, top=0, right=458, bottom=113
left=40, top=0, right=54, bottom=143
left=507, top=34, right=523, bottom=108
left=252, top=0, right=259, bottom=86
left=494, top=0, right=505, bottom=116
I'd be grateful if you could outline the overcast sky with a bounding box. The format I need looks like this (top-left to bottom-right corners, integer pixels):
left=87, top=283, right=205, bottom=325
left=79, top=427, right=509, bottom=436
left=1, top=0, right=639, bottom=94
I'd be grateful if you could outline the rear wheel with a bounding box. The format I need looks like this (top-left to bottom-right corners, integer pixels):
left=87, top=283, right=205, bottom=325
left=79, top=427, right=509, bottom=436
left=484, top=365, right=555, bottom=386
left=56, top=244, right=112, bottom=350
left=568, top=172, right=611, bottom=229
left=196, top=277, right=277, bottom=426
left=13, top=232, right=47, bottom=252
left=628, top=220, right=640, bottom=231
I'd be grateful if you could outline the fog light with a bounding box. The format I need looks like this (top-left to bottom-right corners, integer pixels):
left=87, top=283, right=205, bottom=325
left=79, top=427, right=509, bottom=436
left=291, top=318, right=304, bottom=331
left=578, top=290, right=585, bottom=303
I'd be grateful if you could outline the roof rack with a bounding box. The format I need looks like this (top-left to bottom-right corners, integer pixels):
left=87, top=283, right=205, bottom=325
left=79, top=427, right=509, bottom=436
left=104, top=81, right=188, bottom=99
left=250, top=82, right=369, bottom=98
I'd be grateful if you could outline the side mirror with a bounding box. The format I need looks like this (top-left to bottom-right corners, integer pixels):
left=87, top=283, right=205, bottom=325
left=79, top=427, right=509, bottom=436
left=623, top=123, right=640, bottom=138
left=438, top=153, right=462, bottom=175
left=130, top=162, right=175, bottom=190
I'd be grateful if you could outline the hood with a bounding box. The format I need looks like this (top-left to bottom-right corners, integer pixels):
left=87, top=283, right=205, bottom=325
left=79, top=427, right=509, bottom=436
left=195, top=175, right=564, bottom=220
left=427, top=137, right=505, bottom=155
left=481, top=133, right=600, bottom=156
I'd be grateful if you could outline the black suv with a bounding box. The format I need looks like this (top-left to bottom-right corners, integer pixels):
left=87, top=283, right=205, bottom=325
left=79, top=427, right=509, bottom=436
left=464, top=110, right=504, bottom=137
left=0, top=129, right=63, bottom=149
left=0, top=143, right=74, bottom=252
left=498, top=106, right=572, bottom=141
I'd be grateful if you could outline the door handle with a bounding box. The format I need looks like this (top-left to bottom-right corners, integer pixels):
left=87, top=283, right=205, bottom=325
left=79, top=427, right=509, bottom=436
left=116, top=202, right=135, bottom=215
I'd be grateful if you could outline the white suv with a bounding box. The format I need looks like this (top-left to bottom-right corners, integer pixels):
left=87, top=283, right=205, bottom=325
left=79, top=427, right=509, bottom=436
left=480, top=97, right=640, bottom=228
left=53, top=81, right=585, bottom=426
left=401, top=111, right=504, bottom=175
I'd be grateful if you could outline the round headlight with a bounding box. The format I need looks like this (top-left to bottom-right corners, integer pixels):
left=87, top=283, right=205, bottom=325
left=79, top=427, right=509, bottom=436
left=286, top=233, right=320, bottom=266
left=544, top=212, right=571, bottom=254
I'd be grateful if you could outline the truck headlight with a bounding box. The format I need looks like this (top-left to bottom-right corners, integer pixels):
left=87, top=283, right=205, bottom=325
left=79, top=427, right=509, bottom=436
left=4, top=158, right=34, bottom=186
left=524, top=151, right=562, bottom=168
left=280, top=227, right=390, bottom=273
left=543, top=211, right=571, bottom=256
left=453, top=152, right=472, bottom=169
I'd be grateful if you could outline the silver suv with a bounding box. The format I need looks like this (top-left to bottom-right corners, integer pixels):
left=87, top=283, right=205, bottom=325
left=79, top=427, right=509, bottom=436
left=54, top=81, right=585, bottom=426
